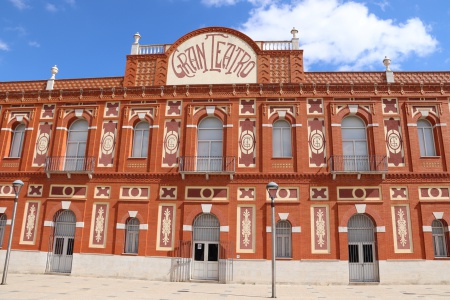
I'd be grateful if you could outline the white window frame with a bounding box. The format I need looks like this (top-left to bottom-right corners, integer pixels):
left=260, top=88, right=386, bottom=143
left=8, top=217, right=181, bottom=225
left=432, top=219, right=448, bottom=257
left=131, top=121, right=150, bottom=158
left=417, top=119, right=436, bottom=157
left=272, top=120, right=292, bottom=158
left=9, top=123, right=26, bottom=158
left=341, top=116, right=369, bottom=171
left=197, top=117, right=223, bottom=171
left=276, top=220, right=292, bottom=258
left=125, top=217, right=140, bottom=254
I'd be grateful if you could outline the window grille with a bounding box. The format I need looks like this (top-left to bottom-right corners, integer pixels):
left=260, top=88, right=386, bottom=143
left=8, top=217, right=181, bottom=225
left=432, top=219, right=448, bottom=257
left=276, top=220, right=292, bottom=258
left=125, top=218, right=140, bottom=254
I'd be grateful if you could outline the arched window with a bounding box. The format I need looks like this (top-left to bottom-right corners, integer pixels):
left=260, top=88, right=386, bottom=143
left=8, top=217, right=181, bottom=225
left=9, top=123, right=26, bottom=157
left=0, top=214, right=6, bottom=248
left=197, top=117, right=223, bottom=171
left=272, top=120, right=292, bottom=157
left=66, top=120, right=88, bottom=170
left=341, top=116, right=368, bottom=171
left=131, top=121, right=149, bottom=158
left=432, top=219, right=448, bottom=257
left=417, top=119, right=436, bottom=157
left=276, top=220, right=292, bottom=258
left=125, top=218, right=140, bottom=254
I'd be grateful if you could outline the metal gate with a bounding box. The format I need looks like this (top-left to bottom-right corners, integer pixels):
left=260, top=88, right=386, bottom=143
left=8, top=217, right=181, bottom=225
left=348, top=214, right=379, bottom=283
left=46, top=210, right=76, bottom=274
left=192, top=214, right=220, bottom=280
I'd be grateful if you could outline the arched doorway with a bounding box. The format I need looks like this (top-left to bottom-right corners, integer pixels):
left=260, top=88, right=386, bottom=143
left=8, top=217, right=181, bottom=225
left=347, top=214, right=379, bottom=282
left=46, top=210, right=76, bottom=273
left=192, top=213, right=220, bottom=280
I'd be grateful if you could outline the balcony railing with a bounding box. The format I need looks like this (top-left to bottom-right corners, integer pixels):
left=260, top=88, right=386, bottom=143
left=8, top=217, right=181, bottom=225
left=179, top=156, right=236, bottom=179
left=45, top=156, right=96, bottom=179
left=330, top=155, right=387, bottom=179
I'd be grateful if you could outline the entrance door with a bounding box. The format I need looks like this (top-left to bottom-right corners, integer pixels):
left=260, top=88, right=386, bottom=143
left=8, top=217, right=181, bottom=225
left=192, top=214, right=220, bottom=280
left=47, top=210, right=76, bottom=273
left=348, top=214, right=379, bottom=282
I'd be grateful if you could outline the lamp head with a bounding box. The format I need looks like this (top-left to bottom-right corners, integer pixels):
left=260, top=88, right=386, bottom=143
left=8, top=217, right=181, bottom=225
left=12, top=180, right=24, bottom=198
left=266, top=181, right=279, bottom=199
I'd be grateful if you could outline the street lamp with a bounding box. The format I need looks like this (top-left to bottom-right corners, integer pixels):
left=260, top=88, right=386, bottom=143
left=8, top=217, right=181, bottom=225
left=266, top=181, right=278, bottom=298
left=1, top=179, right=24, bottom=285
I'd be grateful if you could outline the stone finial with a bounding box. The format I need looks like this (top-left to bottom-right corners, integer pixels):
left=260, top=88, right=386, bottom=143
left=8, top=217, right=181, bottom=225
left=383, top=56, right=391, bottom=71
left=291, top=27, right=298, bottom=39
left=291, top=27, right=299, bottom=50
left=133, top=32, right=141, bottom=44
left=50, top=65, right=58, bottom=79
left=131, top=32, right=141, bottom=54
left=46, top=65, right=58, bottom=90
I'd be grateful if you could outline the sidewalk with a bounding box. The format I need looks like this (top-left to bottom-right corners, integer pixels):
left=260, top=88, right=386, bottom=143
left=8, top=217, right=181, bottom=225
left=1, top=273, right=450, bottom=299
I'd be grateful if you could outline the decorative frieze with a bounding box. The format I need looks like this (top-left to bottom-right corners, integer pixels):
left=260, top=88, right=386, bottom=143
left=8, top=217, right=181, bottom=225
left=237, top=187, right=256, bottom=201
left=391, top=205, right=413, bottom=253
left=419, top=186, right=450, bottom=200
left=19, top=201, right=40, bottom=245
left=27, top=184, right=43, bottom=197
left=337, top=187, right=381, bottom=201
left=238, top=118, right=256, bottom=167
left=94, top=186, right=111, bottom=199
left=160, top=186, right=177, bottom=200
left=266, top=187, right=299, bottom=201
left=89, top=203, right=109, bottom=248
left=120, top=186, right=150, bottom=200
left=185, top=187, right=228, bottom=201
left=310, top=187, right=328, bottom=201
left=156, top=203, right=176, bottom=251
left=237, top=205, right=255, bottom=253
left=311, top=205, right=330, bottom=254
left=50, top=185, right=87, bottom=198
left=390, top=186, right=408, bottom=200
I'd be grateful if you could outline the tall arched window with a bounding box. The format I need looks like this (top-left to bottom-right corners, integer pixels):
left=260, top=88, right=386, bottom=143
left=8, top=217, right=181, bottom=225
left=272, top=120, right=292, bottom=157
left=276, top=220, right=292, bottom=258
left=66, top=119, right=89, bottom=171
left=341, top=116, right=368, bottom=171
left=197, top=117, right=223, bottom=171
left=125, top=217, right=140, bottom=254
left=9, top=123, right=26, bottom=157
left=131, top=121, right=149, bottom=158
left=432, top=219, right=448, bottom=257
left=0, top=214, right=6, bottom=248
left=417, top=119, right=436, bottom=157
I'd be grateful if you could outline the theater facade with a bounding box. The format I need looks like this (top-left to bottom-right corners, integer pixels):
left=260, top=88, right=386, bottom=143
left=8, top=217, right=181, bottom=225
left=1, top=27, right=450, bottom=284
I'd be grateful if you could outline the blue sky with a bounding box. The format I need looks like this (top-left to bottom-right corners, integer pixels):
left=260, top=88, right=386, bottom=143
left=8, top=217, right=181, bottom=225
left=0, top=0, right=448, bottom=81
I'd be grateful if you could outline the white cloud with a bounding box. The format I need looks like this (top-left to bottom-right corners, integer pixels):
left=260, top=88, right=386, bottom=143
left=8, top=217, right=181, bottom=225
left=65, top=0, right=76, bottom=5
left=0, top=41, right=10, bottom=51
left=5, top=26, right=27, bottom=36
left=45, top=3, right=58, bottom=12
left=238, top=0, right=438, bottom=71
left=9, top=0, right=29, bottom=10
left=28, top=41, right=41, bottom=48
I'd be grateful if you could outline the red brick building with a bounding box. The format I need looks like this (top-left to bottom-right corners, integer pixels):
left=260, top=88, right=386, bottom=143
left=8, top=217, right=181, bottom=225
left=0, top=27, right=450, bottom=284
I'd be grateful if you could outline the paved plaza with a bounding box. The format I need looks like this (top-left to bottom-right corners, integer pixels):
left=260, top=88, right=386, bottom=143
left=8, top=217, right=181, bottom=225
left=1, top=273, right=450, bottom=299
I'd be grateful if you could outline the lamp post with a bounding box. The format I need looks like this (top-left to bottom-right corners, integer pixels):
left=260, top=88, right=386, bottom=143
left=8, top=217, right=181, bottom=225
left=1, top=179, right=24, bottom=285
left=266, top=181, right=278, bottom=298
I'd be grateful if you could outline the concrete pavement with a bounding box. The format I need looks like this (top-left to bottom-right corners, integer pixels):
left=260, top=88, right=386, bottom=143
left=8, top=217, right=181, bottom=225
left=1, top=273, right=450, bottom=299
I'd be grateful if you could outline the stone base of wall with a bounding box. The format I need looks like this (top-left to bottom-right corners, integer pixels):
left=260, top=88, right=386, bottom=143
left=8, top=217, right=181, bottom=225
left=2, top=250, right=450, bottom=285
